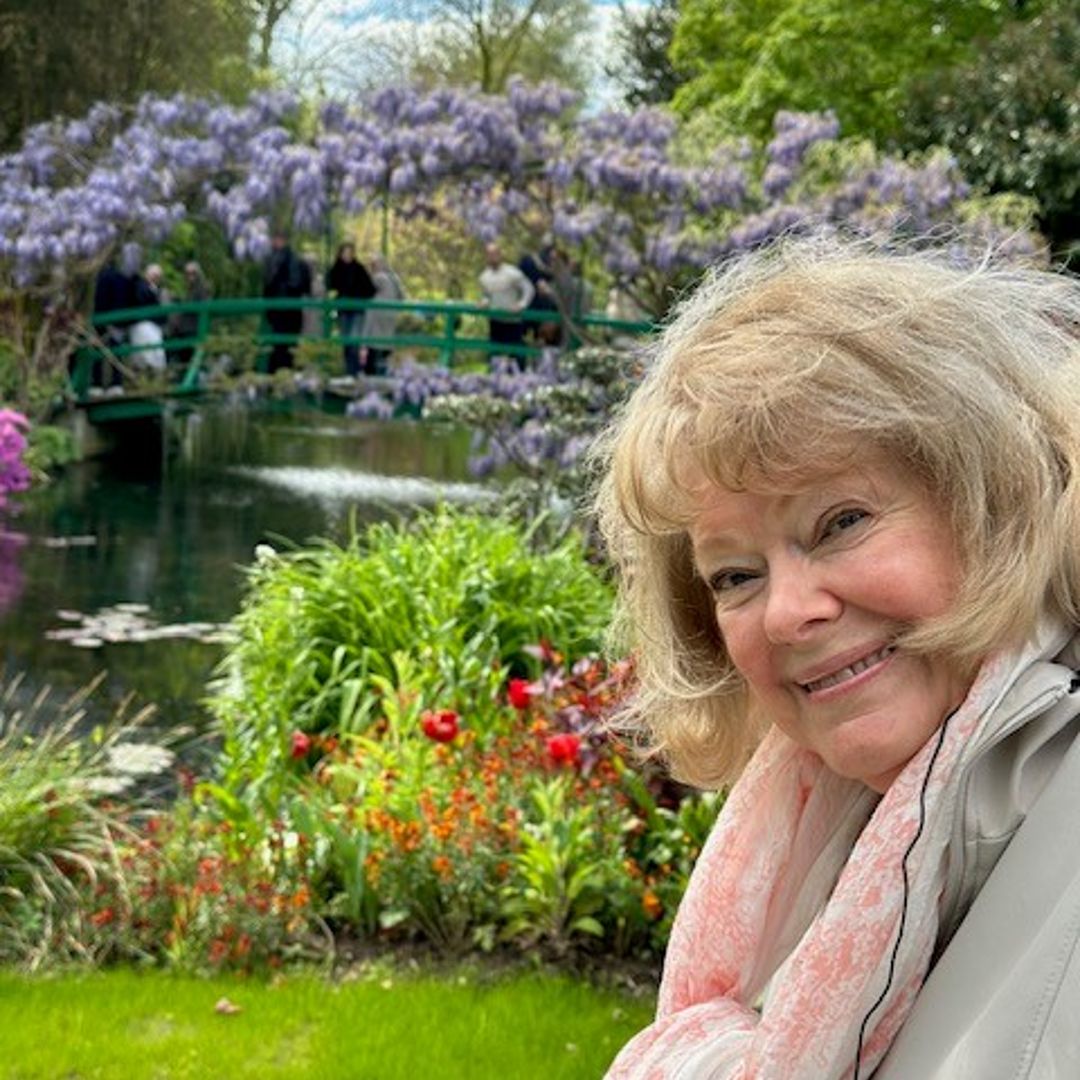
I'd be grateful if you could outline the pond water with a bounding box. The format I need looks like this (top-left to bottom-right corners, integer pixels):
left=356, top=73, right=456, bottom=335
left=0, top=406, right=482, bottom=733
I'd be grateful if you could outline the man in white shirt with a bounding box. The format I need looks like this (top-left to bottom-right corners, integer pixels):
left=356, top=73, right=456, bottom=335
left=478, top=242, right=535, bottom=366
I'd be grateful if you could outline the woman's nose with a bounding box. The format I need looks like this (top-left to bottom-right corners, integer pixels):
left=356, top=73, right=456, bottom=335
left=762, top=560, right=842, bottom=644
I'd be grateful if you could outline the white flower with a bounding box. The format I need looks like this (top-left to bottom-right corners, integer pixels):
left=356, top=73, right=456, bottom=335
left=254, top=543, right=277, bottom=564
left=106, top=742, right=175, bottom=776
left=74, top=775, right=134, bottom=796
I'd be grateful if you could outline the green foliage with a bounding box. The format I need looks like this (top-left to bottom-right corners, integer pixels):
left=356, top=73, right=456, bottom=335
left=605, top=0, right=684, bottom=109
left=0, top=294, right=82, bottom=422
left=899, top=0, right=1080, bottom=263
left=500, top=778, right=609, bottom=954
left=24, top=423, right=80, bottom=478
left=202, top=327, right=264, bottom=375
left=207, top=508, right=613, bottom=800
left=154, top=218, right=263, bottom=301
left=0, top=675, right=168, bottom=968
left=0, top=0, right=259, bottom=149
left=84, top=797, right=328, bottom=973
left=670, top=0, right=1041, bottom=143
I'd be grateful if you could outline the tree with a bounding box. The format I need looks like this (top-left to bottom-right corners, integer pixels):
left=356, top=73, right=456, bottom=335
left=401, top=0, right=596, bottom=95
left=242, top=0, right=299, bottom=71
left=605, top=0, right=684, bottom=109
left=669, top=0, right=1040, bottom=144
left=900, top=1, right=1079, bottom=264
left=0, top=0, right=257, bottom=150
left=257, top=0, right=405, bottom=97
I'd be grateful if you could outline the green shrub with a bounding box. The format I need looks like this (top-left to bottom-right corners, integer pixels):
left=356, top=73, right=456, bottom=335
left=207, top=507, right=613, bottom=804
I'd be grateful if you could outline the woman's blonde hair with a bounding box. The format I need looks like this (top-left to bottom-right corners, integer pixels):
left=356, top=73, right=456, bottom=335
left=595, top=239, right=1080, bottom=788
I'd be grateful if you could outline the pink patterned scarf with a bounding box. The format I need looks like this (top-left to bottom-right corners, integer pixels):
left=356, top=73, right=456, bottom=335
left=607, top=626, right=1068, bottom=1079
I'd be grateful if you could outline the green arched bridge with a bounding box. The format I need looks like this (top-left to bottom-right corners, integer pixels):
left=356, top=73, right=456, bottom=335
left=73, top=296, right=654, bottom=425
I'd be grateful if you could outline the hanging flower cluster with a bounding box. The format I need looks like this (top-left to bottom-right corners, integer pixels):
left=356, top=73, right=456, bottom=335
left=0, top=81, right=1038, bottom=307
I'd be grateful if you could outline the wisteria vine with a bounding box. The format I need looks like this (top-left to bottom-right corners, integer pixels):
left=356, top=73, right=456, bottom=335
left=0, top=82, right=1038, bottom=316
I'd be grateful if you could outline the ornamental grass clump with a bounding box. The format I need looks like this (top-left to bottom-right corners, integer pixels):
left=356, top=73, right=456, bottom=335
left=206, top=506, right=613, bottom=801
left=0, top=674, right=172, bottom=968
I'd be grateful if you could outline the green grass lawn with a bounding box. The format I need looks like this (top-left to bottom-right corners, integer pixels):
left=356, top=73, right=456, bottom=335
left=0, top=967, right=653, bottom=1079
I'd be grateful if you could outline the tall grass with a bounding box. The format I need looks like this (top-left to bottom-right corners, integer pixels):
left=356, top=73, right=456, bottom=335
left=0, top=674, right=168, bottom=968
left=0, top=967, right=653, bottom=1078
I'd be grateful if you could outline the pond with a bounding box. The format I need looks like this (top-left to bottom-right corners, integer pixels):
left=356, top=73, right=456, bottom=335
left=0, top=406, right=482, bottom=733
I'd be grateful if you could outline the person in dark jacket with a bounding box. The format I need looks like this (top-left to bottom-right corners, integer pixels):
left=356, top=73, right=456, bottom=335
left=325, top=242, right=376, bottom=376
left=90, top=259, right=135, bottom=386
left=262, top=232, right=311, bottom=373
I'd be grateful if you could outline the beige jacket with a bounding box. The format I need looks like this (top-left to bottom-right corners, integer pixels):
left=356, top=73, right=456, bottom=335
left=875, top=636, right=1080, bottom=1078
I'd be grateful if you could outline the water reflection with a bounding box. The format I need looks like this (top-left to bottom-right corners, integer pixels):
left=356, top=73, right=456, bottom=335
left=0, top=407, right=476, bottom=730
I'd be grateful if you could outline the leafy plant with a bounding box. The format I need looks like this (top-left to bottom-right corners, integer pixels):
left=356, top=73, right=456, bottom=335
left=500, top=777, right=608, bottom=956
left=207, top=507, right=613, bottom=804
left=24, top=422, right=79, bottom=478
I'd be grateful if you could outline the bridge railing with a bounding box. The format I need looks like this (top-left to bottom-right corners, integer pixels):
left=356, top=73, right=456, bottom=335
left=76, top=296, right=654, bottom=402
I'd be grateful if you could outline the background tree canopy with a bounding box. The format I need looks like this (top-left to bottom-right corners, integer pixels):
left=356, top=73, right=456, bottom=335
left=0, top=0, right=259, bottom=150
left=899, top=0, right=1079, bottom=262
left=400, top=0, right=596, bottom=95
left=669, top=0, right=1043, bottom=144
left=605, top=0, right=684, bottom=109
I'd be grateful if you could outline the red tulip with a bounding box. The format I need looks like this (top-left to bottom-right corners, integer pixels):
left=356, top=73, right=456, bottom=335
left=546, top=732, right=581, bottom=766
left=507, top=678, right=534, bottom=710
left=290, top=730, right=312, bottom=759
left=421, top=709, right=459, bottom=743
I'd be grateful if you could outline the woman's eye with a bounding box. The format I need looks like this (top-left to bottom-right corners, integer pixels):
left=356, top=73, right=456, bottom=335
left=821, top=508, right=869, bottom=540
left=709, top=568, right=757, bottom=593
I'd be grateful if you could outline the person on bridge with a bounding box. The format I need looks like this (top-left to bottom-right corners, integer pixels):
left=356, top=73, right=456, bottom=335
left=167, top=261, right=210, bottom=367
left=128, top=263, right=167, bottom=372
left=478, top=242, right=534, bottom=369
left=363, top=254, right=405, bottom=376
left=326, top=242, right=375, bottom=377
left=263, top=231, right=311, bottom=373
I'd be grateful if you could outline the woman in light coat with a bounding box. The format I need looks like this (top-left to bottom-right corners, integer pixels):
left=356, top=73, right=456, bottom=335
left=598, top=240, right=1080, bottom=1078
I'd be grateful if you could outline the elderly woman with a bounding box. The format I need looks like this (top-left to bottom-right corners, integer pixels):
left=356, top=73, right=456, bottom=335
left=599, top=242, right=1080, bottom=1078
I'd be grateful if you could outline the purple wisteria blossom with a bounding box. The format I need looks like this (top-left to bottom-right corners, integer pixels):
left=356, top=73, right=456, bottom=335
left=0, top=80, right=1040, bottom=314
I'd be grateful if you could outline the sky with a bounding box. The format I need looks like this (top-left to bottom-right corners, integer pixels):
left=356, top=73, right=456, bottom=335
left=270, top=0, right=643, bottom=109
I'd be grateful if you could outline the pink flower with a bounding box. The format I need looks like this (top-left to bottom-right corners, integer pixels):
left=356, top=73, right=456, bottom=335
left=421, top=710, right=459, bottom=744
left=507, top=678, right=534, bottom=710
left=290, top=730, right=312, bottom=759
left=546, top=733, right=581, bottom=767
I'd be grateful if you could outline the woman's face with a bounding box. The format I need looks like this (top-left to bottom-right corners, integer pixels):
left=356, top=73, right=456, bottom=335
left=688, top=459, right=971, bottom=792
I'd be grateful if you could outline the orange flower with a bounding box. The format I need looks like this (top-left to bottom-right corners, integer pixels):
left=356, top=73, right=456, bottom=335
left=90, top=907, right=116, bottom=927
left=431, top=855, right=454, bottom=881
left=642, top=890, right=664, bottom=920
